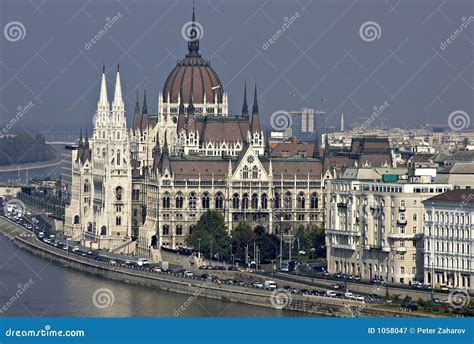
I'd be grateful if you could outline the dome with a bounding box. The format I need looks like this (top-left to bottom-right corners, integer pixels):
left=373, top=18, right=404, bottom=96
left=163, top=55, right=223, bottom=104
left=162, top=11, right=223, bottom=104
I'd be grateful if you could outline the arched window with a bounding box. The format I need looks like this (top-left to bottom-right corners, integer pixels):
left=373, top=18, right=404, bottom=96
left=261, top=194, right=268, bottom=209
left=202, top=192, right=210, bottom=209
left=284, top=192, right=292, bottom=208
left=252, top=166, right=258, bottom=179
left=100, top=226, right=106, bottom=235
left=215, top=193, right=223, bottom=209
left=274, top=193, right=280, bottom=208
left=115, top=186, right=123, bottom=201
left=176, top=193, right=184, bottom=208
left=162, top=192, right=170, bottom=208
left=189, top=192, right=196, bottom=209
left=73, top=215, right=80, bottom=224
left=232, top=193, right=240, bottom=209
left=311, top=193, right=318, bottom=209
left=251, top=193, right=258, bottom=209
left=84, top=181, right=90, bottom=193
left=400, top=266, right=405, bottom=275
left=242, top=166, right=249, bottom=179
left=116, top=216, right=121, bottom=226
left=102, top=148, right=106, bottom=157
left=297, top=192, right=305, bottom=209
left=242, top=193, right=249, bottom=210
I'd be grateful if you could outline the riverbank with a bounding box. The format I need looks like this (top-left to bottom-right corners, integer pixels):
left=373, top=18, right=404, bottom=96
left=0, top=217, right=433, bottom=317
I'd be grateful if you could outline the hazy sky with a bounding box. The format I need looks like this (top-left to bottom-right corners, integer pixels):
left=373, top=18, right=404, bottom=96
left=0, top=0, right=473, bottom=135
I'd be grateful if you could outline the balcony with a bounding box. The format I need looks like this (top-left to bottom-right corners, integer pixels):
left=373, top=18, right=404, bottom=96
left=337, top=202, right=348, bottom=208
left=382, top=246, right=391, bottom=252
left=326, top=228, right=361, bottom=237
left=394, top=246, right=407, bottom=253
left=387, top=232, right=413, bottom=240
left=397, top=219, right=407, bottom=226
left=399, top=205, right=406, bottom=211
left=332, top=243, right=356, bottom=250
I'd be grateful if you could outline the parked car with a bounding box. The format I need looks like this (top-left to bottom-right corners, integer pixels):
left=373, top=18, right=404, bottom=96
left=184, top=271, right=194, bottom=277
left=252, top=282, right=264, bottom=289
left=411, top=281, right=423, bottom=289
left=434, top=283, right=449, bottom=292
left=264, top=280, right=277, bottom=290
left=153, top=267, right=162, bottom=273
left=326, top=290, right=337, bottom=297
left=72, top=246, right=80, bottom=252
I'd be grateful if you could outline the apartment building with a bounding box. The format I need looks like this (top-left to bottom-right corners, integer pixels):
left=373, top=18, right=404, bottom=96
left=423, top=190, right=473, bottom=290
left=325, top=171, right=452, bottom=285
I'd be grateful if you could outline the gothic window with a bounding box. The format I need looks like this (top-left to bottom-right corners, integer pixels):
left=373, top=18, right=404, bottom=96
left=242, top=166, right=249, bottom=179
left=242, top=193, right=249, bottom=210
left=215, top=192, right=223, bottom=209
left=297, top=192, right=305, bottom=209
left=252, top=166, right=258, bottom=179
left=176, top=193, right=184, bottom=208
left=84, top=181, right=90, bottom=193
left=117, top=150, right=121, bottom=166
left=117, top=132, right=120, bottom=140
left=284, top=192, right=292, bottom=208
left=102, top=148, right=106, bottom=157
left=311, top=193, right=318, bottom=209
left=115, top=186, right=123, bottom=201
left=189, top=192, right=196, bottom=209
left=73, top=215, right=80, bottom=224
left=274, top=193, right=280, bottom=208
left=162, top=192, right=170, bottom=208
left=202, top=192, right=210, bottom=209
left=251, top=193, right=258, bottom=209
left=100, top=226, right=106, bottom=235
left=162, top=225, right=169, bottom=235
left=232, top=193, right=240, bottom=209
left=261, top=194, right=268, bottom=209
left=176, top=225, right=183, bottom=236
left=116, top=216, right=122, bottom=226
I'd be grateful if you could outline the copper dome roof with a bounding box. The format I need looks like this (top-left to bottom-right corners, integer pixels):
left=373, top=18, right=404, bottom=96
left=162, top=10, right=223, bottom=104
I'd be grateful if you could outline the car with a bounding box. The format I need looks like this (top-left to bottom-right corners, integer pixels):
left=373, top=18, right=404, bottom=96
left=62, top=246, right=69, bottom=251
left=352, top=295, right=365, bottom=302
left=153, top=267, right=162, bottom=273
left=332, top=283, right=344, bottom=290
left=198, top=265, right=208, bottom=270
left=434, top=283, right=449, bottom=292
left=344, top=291, right=354, bottom=299
left=298, top=250, right=306, bottom=255
left=213, top=266, right=225, bottom=270
left=301, top=289, right=311, bottom=295
left=310, top=290, right=321, bottom=296
left=326, top=290, right=337, bottom=297
left=353, top=275, right=361, bottom=281
left=227, top=266, right=238, bottom=271
left=184, top=271, right=194, bottom=277
left=109, top=260, right=117, bottom=265
left=411, top=281, right=423, bottom=289
left=252, top=282, right=264, bottom=289
left=403, top=301, right=418, bottom=311
left=200, top=273, right=209, bottom=279
left=72, top=246, right=80, bottom=252
left=320, top=271, right=330, bottom=277
left=264, top=280, right=277, bottom=290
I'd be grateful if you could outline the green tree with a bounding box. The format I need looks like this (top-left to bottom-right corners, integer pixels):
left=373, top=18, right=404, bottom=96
left=187, top=210, right=230, bottom=260
left=306, top=224, right=326, bottom=259
left=231, top=222, right=253, bottom=260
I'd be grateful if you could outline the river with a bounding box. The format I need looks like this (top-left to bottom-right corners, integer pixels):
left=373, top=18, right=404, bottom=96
left=0, top=238, right=305, bottom=317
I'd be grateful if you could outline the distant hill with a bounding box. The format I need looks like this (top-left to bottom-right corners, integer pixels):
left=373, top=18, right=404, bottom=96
left=0, top=131, right=56, bottom=166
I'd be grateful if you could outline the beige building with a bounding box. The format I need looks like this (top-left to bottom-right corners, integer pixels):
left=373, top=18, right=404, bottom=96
left=325, top=170, right=451, bottom=284
left=423, top=190, right=473, bottom=290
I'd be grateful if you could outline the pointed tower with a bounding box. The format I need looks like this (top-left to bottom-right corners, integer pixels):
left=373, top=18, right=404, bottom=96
left=187, top=94, right=196, bottom=132
left=140, top=88, right=149, bottom=131
left=187, top=2, right=200, bottom=57
left=133, top=89, right=141, bottom=131
left=112, top=64, right=124, bottom=110
left=158, top=132, right=172, bottom=176
left=251, top=82, right=260, bottom=133
left=142, top=88, right=148, bottom=115
left=242, top=81, right=249, bottom=118
left=177, top=88, right=186, bottom=132
left=78, top=128, right=83, bottom=148
left=313, top=132, right=321, bottom=158
left=98, top=65, right=109, bottom=110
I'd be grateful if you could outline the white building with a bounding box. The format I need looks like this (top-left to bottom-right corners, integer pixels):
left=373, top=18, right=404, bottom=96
left=423, top=190, right=473, bottom=290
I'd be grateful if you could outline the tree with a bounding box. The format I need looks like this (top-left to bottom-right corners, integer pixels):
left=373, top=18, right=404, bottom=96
left=186, top=210, right=230, bottom=260
left=231, top=222, right=253, bottom=261
left=306, top=224, right=326, bottom=259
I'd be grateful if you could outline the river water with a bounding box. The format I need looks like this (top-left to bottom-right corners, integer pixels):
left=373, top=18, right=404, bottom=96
left=0, top=238, right=306, bottom=317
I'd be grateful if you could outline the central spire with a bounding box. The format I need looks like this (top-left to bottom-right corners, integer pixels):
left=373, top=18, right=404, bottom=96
left=98, top=65, right=109, bottom=109
left=187, top=0, right=200, bottom=57
left=113, top=64, right=123, bottom=108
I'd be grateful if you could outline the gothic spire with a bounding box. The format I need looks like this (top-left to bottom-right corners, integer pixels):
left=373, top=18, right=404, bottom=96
left=177, top=88, right=186, bottom=132
left=134, top=89, right=140, bottom=115
left=187, top=93, right=196, bottom=132
left=187, top=0, right=200, bottom=57
left=242, top=81, right=248, bottom=117
left=158, top=131, right=172, bottom=176
left=252, top=82, right=259, bottom=115
left=142, top=87, right=148, bottom=115
left=78, top=127, right=83, bottom=148
left=98, top=65, right=108, bottom=108
left=113, top=64, right=123, bottom=107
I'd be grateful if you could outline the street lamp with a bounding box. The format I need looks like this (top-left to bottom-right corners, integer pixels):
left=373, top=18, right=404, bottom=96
left=198, top=238, right=201, bottom=259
